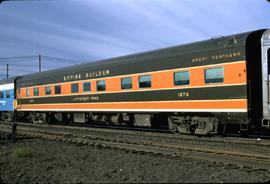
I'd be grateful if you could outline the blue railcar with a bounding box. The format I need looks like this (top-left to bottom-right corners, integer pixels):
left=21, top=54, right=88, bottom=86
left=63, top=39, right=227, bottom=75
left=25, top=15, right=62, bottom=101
left=0, top=77, right=16, bottom=121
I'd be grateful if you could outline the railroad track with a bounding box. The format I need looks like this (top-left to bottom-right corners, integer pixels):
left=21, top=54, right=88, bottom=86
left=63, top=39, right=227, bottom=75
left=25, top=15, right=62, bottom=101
left=2, top=121, right=270, bottom=145
left=1, top=121, right=270, bottom=170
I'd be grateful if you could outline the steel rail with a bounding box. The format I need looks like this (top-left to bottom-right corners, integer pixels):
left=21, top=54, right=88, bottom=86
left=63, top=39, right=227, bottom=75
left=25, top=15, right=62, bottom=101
left=1, top=122, right=270, bottom=170
left=1, top=121, right=270, bottom=146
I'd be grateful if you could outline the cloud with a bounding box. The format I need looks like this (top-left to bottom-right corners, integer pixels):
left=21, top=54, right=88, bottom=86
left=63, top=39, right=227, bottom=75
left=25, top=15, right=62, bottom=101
left=0, top=0, right=269, bottom=76
left=0, top=11, right=148, bottom=60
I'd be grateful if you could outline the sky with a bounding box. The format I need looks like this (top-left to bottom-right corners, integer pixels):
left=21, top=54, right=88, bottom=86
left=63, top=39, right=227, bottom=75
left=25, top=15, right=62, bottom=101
left=0, top=0, right=269, bottom=77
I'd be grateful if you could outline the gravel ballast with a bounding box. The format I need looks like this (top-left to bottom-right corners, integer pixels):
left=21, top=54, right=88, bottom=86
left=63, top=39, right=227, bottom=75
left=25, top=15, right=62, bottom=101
left=0, top=137, right=270, bottom=183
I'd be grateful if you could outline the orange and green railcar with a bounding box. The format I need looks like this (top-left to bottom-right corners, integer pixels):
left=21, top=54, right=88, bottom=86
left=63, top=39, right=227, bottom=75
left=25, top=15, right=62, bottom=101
left=14, top=29, right=270, bottom=135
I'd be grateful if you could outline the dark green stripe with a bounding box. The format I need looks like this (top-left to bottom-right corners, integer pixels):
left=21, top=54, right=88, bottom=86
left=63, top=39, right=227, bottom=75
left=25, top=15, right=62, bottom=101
left=18, top=33, right=247, bottom=88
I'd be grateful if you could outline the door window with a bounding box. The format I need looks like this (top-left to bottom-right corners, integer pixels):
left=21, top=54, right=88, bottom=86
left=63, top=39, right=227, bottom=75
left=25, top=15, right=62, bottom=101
left=267, top=48, right=270, bottom=75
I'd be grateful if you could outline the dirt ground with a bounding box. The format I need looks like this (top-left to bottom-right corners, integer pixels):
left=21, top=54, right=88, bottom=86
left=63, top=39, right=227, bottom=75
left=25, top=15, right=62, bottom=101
left=0, top=137, right=270, bottom=183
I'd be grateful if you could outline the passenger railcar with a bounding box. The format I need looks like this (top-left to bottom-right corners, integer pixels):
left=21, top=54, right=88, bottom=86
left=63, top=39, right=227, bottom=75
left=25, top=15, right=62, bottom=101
left=0, top=78, right=16, bottom=121
left=11, top=29, right=270, bottom=135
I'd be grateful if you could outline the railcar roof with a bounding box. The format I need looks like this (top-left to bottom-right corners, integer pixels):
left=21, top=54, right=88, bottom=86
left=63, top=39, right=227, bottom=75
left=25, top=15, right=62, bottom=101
left=18, top=30, right=258, bottom=82
left=0, top=77, right=16, bottom=85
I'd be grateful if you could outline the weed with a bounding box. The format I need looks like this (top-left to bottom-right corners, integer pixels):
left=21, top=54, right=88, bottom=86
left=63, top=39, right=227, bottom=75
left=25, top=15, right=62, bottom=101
left=12, top=147, right=32, bottom=158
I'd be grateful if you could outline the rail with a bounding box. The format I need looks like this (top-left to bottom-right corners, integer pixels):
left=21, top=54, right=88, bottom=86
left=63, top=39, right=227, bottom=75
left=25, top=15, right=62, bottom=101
left=1, top=121, right=270, bottom=170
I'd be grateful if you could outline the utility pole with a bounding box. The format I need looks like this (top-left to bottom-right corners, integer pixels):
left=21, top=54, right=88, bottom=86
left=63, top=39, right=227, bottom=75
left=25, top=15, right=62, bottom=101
left=39, top=54, right=41, bottom=72
left=6, top=64, right=9, bottom=79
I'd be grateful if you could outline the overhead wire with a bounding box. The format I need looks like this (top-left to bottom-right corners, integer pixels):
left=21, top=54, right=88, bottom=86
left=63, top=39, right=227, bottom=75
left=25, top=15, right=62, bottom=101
left=0, top=55, right=85, bottom=79
left=42, top=55, right=83, bottom=64
left=0, top=63, right=38, bottom=67
left=0, top=55, right=37, bottom=59
left=0, top=55, right=83, bottom=64
left=10, top=68, right=37, bottom=73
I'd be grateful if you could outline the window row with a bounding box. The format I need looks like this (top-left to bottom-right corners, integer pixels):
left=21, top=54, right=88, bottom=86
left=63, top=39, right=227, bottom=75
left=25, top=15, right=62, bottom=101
left=0, top=91, right=11, bottom=99
left=173, top=67, right=224, bottom=85
left=25, top=67, right=224, bottom=97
